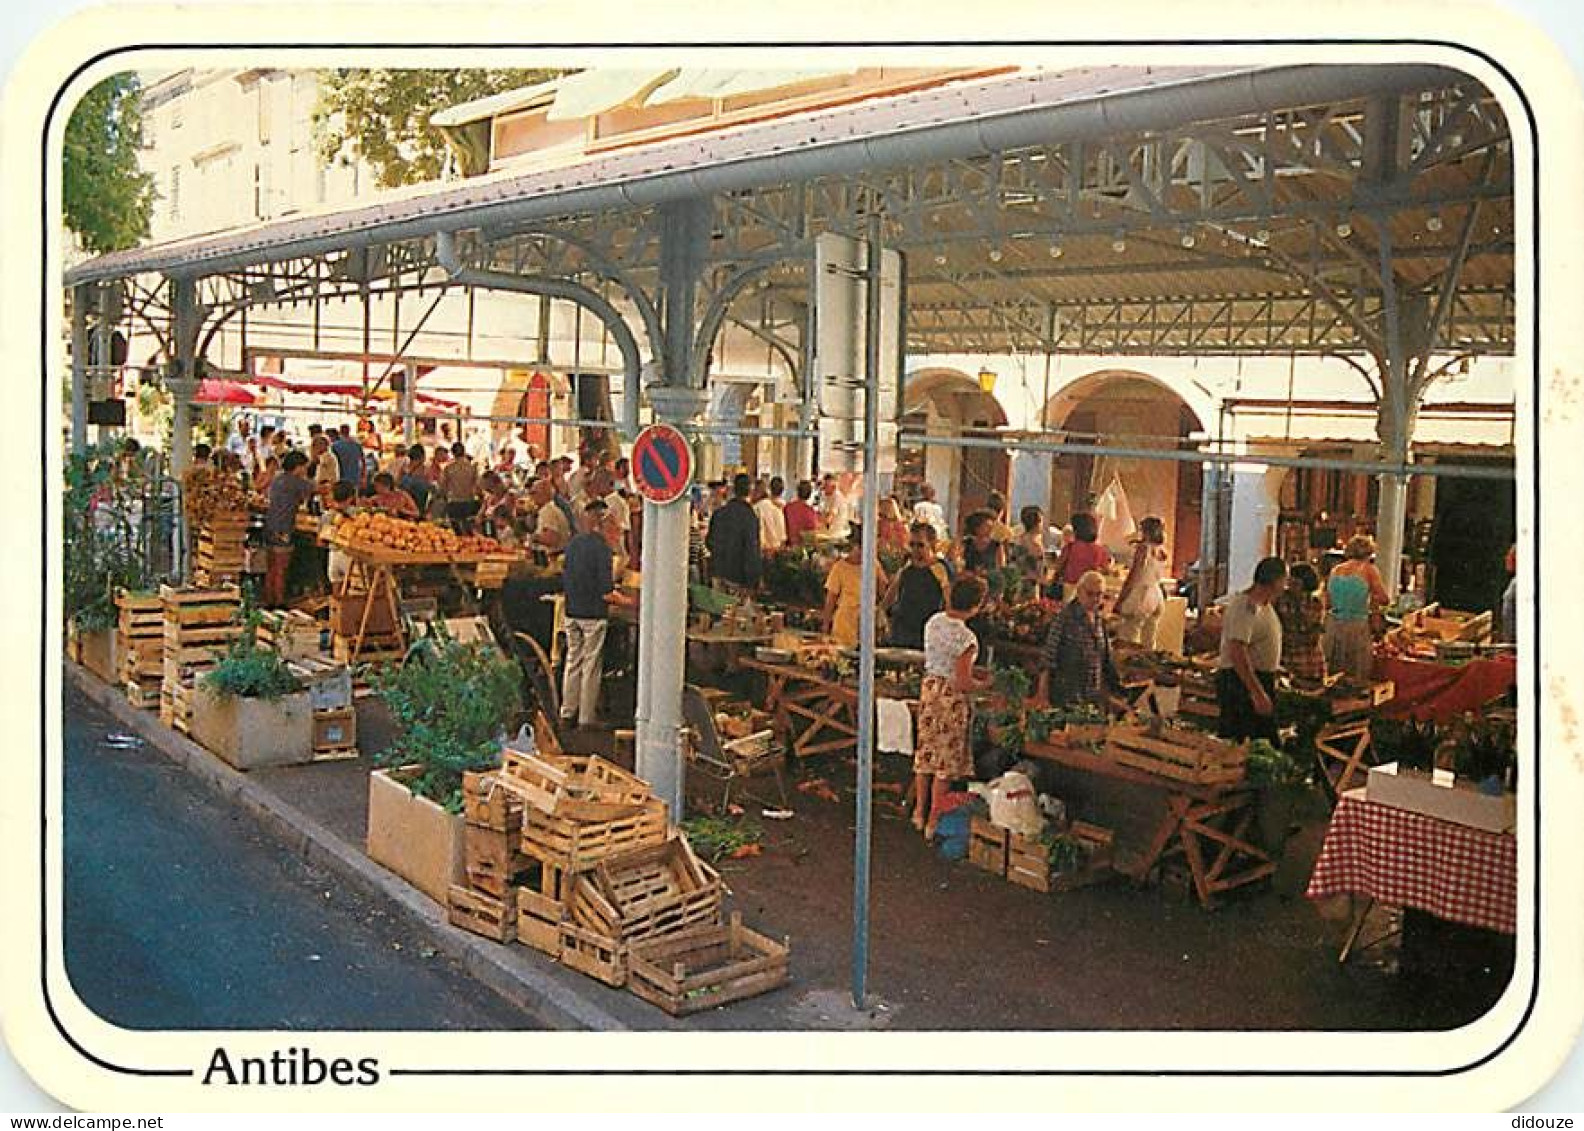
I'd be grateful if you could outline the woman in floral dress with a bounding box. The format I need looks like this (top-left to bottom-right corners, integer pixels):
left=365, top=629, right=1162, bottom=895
left=913, top=574, right=992, bottom=839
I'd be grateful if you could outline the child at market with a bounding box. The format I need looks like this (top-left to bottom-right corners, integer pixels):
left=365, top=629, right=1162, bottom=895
left=913, top=574, right=992, bottom=841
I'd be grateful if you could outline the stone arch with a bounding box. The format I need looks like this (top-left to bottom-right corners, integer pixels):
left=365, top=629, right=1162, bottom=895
left=901, top=366, right=1011, bottom=536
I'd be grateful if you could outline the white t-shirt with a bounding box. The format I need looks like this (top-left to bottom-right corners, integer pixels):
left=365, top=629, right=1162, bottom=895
left=822, top=489, right=855, bottom=533
left=923, top=612, right=978, bottom=680
left=912, top=499, right=946, bottom=536
left=754, top=497, right=787, bottom=552
left=1216, top=591, right=1283, bottom=673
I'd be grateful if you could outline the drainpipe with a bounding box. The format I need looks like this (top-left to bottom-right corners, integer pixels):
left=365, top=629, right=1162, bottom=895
left=435, top=231, right=646, bottom=441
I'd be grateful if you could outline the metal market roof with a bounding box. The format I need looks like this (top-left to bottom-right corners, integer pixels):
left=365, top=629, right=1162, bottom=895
left=65, top=61, right=1514, bottom=359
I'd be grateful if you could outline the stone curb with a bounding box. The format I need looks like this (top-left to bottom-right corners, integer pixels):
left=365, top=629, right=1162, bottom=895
left=68, top=664, right=635, bottom=1033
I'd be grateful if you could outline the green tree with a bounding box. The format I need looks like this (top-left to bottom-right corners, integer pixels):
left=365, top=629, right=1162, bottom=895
left=63, top=74, right=155, bottom=254
left=313, top=69, right=561, bottom=188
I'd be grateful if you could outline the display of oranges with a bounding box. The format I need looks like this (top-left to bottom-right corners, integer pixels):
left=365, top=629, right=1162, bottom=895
left=331, top=511, right=504, bottom=558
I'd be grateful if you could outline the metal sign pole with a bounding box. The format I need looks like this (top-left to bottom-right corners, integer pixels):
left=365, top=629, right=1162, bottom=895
left=851, top=212, right=883, bottom=1009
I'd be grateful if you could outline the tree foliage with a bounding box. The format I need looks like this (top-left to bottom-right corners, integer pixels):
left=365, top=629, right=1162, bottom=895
left=63, top=74, right=155, bottom=254
left=313, top=69, right=561, bottom=188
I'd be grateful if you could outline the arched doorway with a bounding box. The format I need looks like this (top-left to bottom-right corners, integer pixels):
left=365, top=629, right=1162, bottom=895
left=1042, top=370, right=1207, bottom=578
left=902, top=367, right=1010, bottom=535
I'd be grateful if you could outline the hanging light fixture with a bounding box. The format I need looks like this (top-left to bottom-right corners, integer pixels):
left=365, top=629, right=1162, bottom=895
left=1425, top=210, right=1445, bottom=233
left=1335, top=215, right=1353, bottom=238
left=1111, top=229, right=1127, bottom=253
left=988, top=247, right=1004, bottom=263
left=977, top=368, right=998, bottom=394
left=1179, top=226, right=1197, bottom=249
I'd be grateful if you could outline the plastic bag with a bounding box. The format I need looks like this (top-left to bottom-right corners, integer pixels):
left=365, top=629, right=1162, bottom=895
left=983, top=771, right=1046, bottom=838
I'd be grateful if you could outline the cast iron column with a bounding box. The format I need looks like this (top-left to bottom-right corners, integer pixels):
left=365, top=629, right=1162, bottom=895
left=69, top=284, right=89, bottom=454
left=633, top=198, right=712, bottom=817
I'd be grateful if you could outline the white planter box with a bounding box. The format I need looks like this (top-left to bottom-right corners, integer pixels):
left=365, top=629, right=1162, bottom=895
left=1365, top=763, right=1516, bottom=833
left=366, top=767, right=465, bottom=905
left=79, top=627, right=119, bottom=684
left=189, top=686, right=314, bottom=770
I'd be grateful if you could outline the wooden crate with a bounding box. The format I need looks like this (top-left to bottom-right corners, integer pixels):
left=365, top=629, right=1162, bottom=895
left=464, top=823, right=530, bottom=898
left=627, top=913, right=790, bottom=1016
left=124, top=678, right=161, bottom=710
left=447, top=884, right=517, bottom=943
left=497, top=747, right=653, bottom=820
left=967, top=816, right=1009, bottom=876
left=520, top=800, right=669, bottom=872
left=569, top=837, right=722, bottom=947
left=462, top=771, right=524, bottom=833
left=1006, top=832, right=1052, bottom=893
left=1104, top=724, right=1248, bottom=787
left=260, top=610, right=323, bottom=660
left=332, top=633, right=406, bottom=665
left=558, top=922, right=627, bottom=987
left=287, top=657, right=353, bottom=713
left=311, top=707, right=357, bottom=755
left=515, top=857, right=570, bottom=957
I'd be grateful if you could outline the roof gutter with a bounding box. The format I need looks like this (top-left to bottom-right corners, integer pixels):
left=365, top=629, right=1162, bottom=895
left=434, top=230, right=643, bottom=439
left=65, top=63, right=1468, bottom=286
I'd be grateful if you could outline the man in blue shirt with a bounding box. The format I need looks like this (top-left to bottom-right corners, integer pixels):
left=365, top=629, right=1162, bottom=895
left=330, top=424, right=365, bottom=488
left=559, top=499, right=635, bottom=729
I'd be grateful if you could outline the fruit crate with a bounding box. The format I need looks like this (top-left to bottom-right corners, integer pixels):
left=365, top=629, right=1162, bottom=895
left=569, top=836, right=722, bottom=948
left=464, top=823, right=531, bottom=899
left=515, top=857, right=571, bottom=958
left=627, top=912, right=790, bottom=1017
left=462, top=770, right=524, bottom=833
left=1104, top=724, right=1248, bottom=787
left=967, top=816, right=1009, bottom=876
left=520, top=799, right=669, bottom=872
left=310, top=707, right=358, bottom=759
left=497, top=747, right=653, bottom=821
left=558, top=921, right=627, bottom=987
left=447, top=884, right=517, bottom=944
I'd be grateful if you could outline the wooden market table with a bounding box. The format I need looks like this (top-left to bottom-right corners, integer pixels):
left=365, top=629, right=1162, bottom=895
left=739, top=657, right=917, bottom=759
left=1305, top=788, right=1516, bottom=962
left=329, top=539, right=524, bottom=665
left=1023, top=737, right=1277, bottom=909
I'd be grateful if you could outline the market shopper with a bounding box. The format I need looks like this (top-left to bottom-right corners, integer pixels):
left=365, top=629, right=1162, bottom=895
left=882, top=522, right=952, bottom=649
left=819, top=473, right=856, bottom=534
left=330, top=424, right=364, bottom=487
left=877, top=497, right=909, bottom=555
left=1010, top=505, right=1048, bottom=583
left=309, top=433, right=339, bottom=494
left=399, top=444, right=433, bottom=515
left=913, top=574, right=992, bottom=840
left=1275, top=562, right=1327, bottom=681
left=262, top=451, right=315, bottom=608
left=1322, top=535, right=1389, bottom=681
left=755, top=475, right=788, bottom=554
left=822, top=532, right=890, bottom=647
left=528, top=477, right=571, bottom=554
left=1113, top=515, right=1169, bottom=648
left=1497, top=544, right=1518, bottom=645
left=369, top=473, right=419, bottom=518
left=959, top=510, right=1005, bottom=575
left=911, top=482, right=946, bottom=535
left=438, top=441, right=481, bottom=532
left=706, top=473, right=763, bottom=591
left=559, top=499, right=636, bottom=730
left=1216, top=556, right=1288, bottom=742
left=1037, top=569, right=1126, bottom=712
left=1053, top=512, right=1110, bottom=597
left=784, top=479, right=821, bottom=546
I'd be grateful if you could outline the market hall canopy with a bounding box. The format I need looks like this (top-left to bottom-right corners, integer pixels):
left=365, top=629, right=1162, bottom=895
left=64, top=61, right=1513, bottom=368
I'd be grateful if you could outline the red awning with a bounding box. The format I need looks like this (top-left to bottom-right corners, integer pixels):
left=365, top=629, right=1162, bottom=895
left=249, top=373, right=464, bottom=409
left=192, top=378, right=259, bottom=405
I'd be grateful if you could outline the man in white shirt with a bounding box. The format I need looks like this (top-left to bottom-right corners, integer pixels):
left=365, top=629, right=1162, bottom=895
left=755, top=475, right=788, bottom=553
left=529, top=477, right=571, bottom=554
left=819, top=473, right=855, bottom=534
left=912, top=482, right=946, bottom=534
left=1214, top=556, right=1287, bottom=743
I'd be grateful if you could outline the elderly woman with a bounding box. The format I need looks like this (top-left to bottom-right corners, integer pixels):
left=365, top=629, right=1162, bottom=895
left=1323, top=534, right=1389, bottom=681
left=1036, top=569, right=1127, bottom=712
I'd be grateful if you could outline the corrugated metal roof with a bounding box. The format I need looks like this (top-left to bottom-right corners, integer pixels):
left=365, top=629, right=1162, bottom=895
left=62, top=64, right=1262, bottom=286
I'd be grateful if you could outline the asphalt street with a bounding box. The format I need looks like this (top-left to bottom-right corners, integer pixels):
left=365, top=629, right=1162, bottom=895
left=60, top=683, right=544, bottom=1031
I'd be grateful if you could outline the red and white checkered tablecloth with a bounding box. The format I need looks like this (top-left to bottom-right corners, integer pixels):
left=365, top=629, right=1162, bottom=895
left=1305, top=790, right=1517, bottom=935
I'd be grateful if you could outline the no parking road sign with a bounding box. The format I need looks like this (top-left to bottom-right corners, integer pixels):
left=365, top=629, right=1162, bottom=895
left=631, top=423, right=694, bottom=505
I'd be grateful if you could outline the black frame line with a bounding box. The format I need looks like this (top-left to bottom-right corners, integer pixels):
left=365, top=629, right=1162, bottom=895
left=36, top=35, right=1542, bottom=1085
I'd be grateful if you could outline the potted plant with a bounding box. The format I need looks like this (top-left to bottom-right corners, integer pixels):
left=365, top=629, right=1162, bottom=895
left=64, top=439, right=164, bottom=682
left=190, top=620, right=313, bottom=769
left=365, top=625, right=523, bottom=904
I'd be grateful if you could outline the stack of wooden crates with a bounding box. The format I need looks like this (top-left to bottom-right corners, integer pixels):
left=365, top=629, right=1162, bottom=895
left=257, top=609, right=321, bottom=660
left=116, top=591, right=164, bottom=710
left=449, top=744, right=790, bottom=1016
left=193, top=510, right=250, bottom=587
left=158, top=585, right=243, bottom=735
left=969, top=816, right=1115, bottom=893
left=286, top=655, right=358, bottom=760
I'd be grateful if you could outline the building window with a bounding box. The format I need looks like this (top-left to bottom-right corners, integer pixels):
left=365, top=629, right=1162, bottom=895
left=257, top=84, right=272, bottom=146
left=168, top=166, right=180, bottom=220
